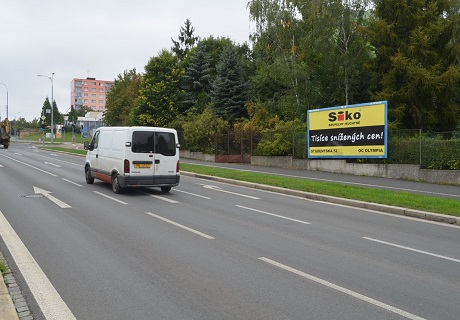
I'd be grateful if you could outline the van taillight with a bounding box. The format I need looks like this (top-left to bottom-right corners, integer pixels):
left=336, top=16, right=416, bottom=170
left=176, top=160, right=180, bottom=173
left=124, top=159, right=130, bottom=173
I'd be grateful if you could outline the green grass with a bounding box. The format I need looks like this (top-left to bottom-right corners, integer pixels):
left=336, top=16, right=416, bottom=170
left=181, top=163, right=460, bottom=217
left=43, top=146, right=87, bottom=155
left=0, top=260, right=6, bottom=275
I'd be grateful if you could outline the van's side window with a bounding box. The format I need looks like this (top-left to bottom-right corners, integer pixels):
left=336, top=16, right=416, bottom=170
left=132, top=131, right=176, bottom=156
left=91, top=131, right=100, bottom=149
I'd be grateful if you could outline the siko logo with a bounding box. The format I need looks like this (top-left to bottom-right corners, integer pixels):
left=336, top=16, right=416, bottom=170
left=328, top=110, right=361, bottom=122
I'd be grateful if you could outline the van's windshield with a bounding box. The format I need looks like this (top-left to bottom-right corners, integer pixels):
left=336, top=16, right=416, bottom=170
left=131, top=131, right=176, bottom=156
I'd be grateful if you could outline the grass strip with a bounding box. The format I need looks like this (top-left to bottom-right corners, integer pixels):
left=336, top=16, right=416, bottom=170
left=181, top=163, right=460, bottom=217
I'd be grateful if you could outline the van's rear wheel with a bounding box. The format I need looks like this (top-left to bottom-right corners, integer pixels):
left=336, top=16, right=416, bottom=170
left=112, top=174, right=124, bottom=194
left=161, top=186, right=171, bottom=193
left=85, top=166, right=94, bottom=184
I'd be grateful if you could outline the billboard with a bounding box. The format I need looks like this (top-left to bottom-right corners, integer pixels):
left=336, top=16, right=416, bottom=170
left=307, top=101, right=388, bottom=159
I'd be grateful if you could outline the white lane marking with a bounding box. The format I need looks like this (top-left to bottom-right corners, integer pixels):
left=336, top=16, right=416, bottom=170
left=0, top=154, right=57, bottom=176
left=93, top=191, right=128, bottom=205
left=185, top=163, right=459, bottom=198
left=363, top=237, right=460, bottom=263
left=203, top=184, right=261, bottom=199
left=174, top=189, right=211, bottom=199
left=62, top=178, right=83, bottom=187
left=146, top=212, right=214, bottom=239
left=259, top=257, right=426, bottom=320
left=33, top=187, right=72, bottom=209
left=236, top=205, right=311, bottom=225
left=45, top=162, right=62, bottom=168
left=142, top=192, right=179, bottom=203
left=0, top=211, right=77, bottom=320
left=28, top=152, right=83, bottom=167
left=14, top=152, right=22, bottom=155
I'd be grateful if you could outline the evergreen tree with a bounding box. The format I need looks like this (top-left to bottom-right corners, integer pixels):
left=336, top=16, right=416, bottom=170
left=211, top=44, right=248, bottom=122
left=171, top=19, right=199, bottom=60
left=41, top=97, right=62, bottom=126
left=182, top=42, right=214, bottom=113
left=132, top=50, right=184, bottom=127
left=367, top=0, right=460, bottom=131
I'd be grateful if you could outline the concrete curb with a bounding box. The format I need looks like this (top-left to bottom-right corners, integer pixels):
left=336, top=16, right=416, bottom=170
left=0, top=272, right=19, bottom=320
left=181, top=171, right=460, bottom=226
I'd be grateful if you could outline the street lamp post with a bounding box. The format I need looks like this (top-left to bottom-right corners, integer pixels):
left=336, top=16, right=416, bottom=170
left=0, top=82, right=8, bottom=120
left=37, top=73, right=54, bottom=143
left=14, top=112, right=20, bottom=140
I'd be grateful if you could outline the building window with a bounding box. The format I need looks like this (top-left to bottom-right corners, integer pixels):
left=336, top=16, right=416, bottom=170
left=99, top=94, right=104, bottom=98
left=84, top=93, right=88, bottom=97
left=84, top=87, right=88, bottom=91
left=99, top=88, right=104, bottom=92
left=99, top=100, right=104, bottom=104
left=92, top=94, right=96, bottom=98
left=91, top=88, right=96, bottom=92
left=92, top=82, right=96, bottom=86
left=84, top=99, right=88, bottom=103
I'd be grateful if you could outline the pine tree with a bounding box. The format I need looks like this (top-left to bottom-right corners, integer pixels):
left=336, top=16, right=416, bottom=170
left=211, top=45, right=248, bottom=122
left=171, top=19, right=199, bottom=60
left=182, top=42, right=214, bottom=113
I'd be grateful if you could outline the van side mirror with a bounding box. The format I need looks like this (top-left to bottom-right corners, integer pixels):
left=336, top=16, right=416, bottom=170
left=84, top=141, right=92, bottom=151
left=176, top=143, right=181, bottom=148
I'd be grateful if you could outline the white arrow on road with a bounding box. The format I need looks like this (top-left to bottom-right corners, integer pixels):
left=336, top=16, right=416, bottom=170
left=33, top=187, right=72, bottom=208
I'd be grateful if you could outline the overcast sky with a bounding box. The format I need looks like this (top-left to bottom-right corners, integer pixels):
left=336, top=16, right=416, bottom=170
left=0, top=0, right=253, bottom=121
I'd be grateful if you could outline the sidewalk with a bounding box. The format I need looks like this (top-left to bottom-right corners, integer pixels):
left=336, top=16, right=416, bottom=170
left=0, top=250, right=24, bottom=320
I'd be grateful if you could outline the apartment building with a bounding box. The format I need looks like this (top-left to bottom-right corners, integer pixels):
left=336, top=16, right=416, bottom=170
left=70, top=77, right=114, bottom=112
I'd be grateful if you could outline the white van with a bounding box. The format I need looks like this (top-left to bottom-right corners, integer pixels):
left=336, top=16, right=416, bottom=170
left=84, top=126, right=180, bottom=193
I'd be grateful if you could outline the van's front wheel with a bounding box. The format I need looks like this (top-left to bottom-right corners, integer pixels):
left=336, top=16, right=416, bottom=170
left=112, top=173, right=124, bottom=194
left=85, top=166, right=94, bottom=184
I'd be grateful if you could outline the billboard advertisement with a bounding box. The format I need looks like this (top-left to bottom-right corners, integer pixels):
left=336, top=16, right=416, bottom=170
left=307, top=101, right=388, bottom=158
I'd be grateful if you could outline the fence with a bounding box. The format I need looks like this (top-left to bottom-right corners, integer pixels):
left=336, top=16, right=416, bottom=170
left=179, top=129, right=460, bottom=169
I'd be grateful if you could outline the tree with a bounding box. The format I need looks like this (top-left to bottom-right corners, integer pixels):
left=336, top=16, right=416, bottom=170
left=367, top=0, right=460, bottom=131
left=171, top=19, right=199, bottom=60
left=182, top=42, right=214, bottom=113
left=211, top=44, right=248, bottom=122
left=105, top=69, right=142, bottom=126
left=132, top=50, right=184, bottom=127
left=41, top=97, right=63, bottom=126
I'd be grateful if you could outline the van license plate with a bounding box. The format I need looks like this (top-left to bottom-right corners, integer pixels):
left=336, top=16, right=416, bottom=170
left=134, top=163, right=151, bottom=168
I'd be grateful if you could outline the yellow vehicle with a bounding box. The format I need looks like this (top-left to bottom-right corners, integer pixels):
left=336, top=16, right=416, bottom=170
left=0, top=118, right=11, bottom=149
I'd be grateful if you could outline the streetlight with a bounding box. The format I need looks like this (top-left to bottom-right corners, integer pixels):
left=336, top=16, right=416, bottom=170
left=14, top=112, right=20, bottom=140
left=37, top=73, right=54, bottom=143
left=0, top=82, right=8, bottom=120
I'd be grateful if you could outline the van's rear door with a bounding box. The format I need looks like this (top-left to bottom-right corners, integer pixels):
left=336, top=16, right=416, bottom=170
left=130, top=129, right=178, bottom=184
left=152, top=130, right=178, bottom=182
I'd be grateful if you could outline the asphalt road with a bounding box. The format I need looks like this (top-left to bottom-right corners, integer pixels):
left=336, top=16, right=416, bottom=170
left=0, top=143, right=459, bottom=320
left=182, top=159, right=460, bottom=200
